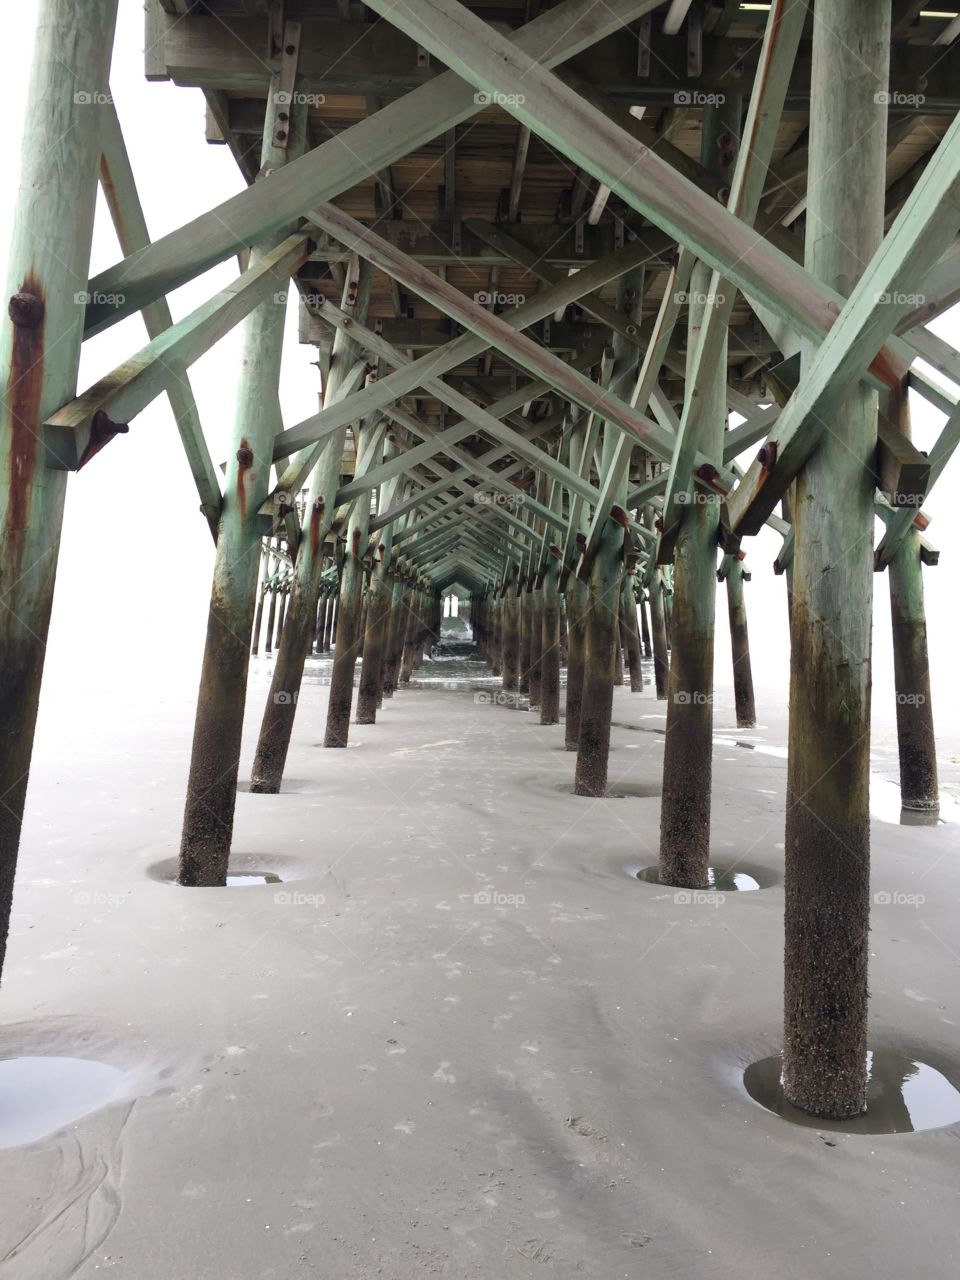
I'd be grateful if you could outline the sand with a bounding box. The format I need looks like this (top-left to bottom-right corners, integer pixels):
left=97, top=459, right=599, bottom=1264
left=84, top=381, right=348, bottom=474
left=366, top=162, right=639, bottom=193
left=1, top=633, right=958, bottom=1279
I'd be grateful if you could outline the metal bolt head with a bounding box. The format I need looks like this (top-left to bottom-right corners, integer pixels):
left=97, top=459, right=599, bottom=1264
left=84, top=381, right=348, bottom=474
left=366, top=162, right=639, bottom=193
left=8, top=291, right=44, bottom=328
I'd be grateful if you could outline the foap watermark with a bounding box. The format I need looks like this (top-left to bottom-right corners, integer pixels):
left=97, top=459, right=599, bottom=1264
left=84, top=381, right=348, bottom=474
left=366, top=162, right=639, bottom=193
left=75, top=289, right=125, bottom=308
left=274, top=290, right=327, bottom=308
left=274, top=89, right=326, bottom=107
left=474, top=490, right=525, bottom=509
left=274, top=890, right=326, bottom=907
left=474, top=888, right=525, bottom=908
left=896, top=692, right=927, bottom=706
left=273, top=690, right=300, bottom=705
left=674, top=888, right=725, bottom=907
left=675, top=289, right=725, bottom=307
left=677, top=490, right=722, bottom=506
left=875, top=90, right=925, bottom=108
left=74, top=89, right=113, bottom=106
left=475, top=690, right=524, bottom=708
left=874, top=290, right=925, bottom=307
left=674, top=690, right=712, bottom=705
left=474, top=290, right=526, bottom=307
left=674, top=90, right=725, bottom=107
left=74, top=889, right=125, bottom=908
left=873, top=890, right=925, bottom=907
left=474, top=89, right=526, bottom=107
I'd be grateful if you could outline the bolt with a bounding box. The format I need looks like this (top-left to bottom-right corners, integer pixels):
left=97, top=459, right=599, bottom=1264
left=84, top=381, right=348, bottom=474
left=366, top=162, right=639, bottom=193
left=236, top=445, right=254, bottom=466
left=9, top=291, right=44, bottom=328
left=276, top=129, right=288, bottom=141
left=757, top=441, right=777, bottom=472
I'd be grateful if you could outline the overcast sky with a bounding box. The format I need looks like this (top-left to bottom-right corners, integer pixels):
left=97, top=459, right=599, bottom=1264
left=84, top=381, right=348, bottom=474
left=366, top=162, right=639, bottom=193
left=2, top=3, right=958, bottom=750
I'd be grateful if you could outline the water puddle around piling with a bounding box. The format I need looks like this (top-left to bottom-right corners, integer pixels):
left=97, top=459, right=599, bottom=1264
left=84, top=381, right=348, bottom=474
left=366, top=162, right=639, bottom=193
left=555, top=781, right=661, bottom=800
left=147, top=854, right=312, bottom=886
left=629, top=865, right=763, bottom=891
left=0, top=1056, right=127, bottom=1149
left=742, top=1050, right=960, bottom=1134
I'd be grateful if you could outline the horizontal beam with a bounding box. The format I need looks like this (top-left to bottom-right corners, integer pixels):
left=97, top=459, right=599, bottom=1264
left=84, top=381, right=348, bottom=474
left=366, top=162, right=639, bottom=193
left=45, top=234, right=310, bottom=469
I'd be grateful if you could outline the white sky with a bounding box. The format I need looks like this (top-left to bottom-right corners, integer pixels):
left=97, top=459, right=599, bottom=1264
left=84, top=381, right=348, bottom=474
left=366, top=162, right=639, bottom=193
left=2, top=2, right=958, bottom=747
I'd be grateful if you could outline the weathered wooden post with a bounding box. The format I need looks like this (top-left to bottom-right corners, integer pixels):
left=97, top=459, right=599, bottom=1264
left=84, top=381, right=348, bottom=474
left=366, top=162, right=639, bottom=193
left=264, top=538, right=281, bottom=654
left=648, top=573, right=669, bottom=700
left=573, top=510, right=625, bottom=795
left=274, top=578, right=288, bottom=646
left=179, top=84, right=308, bottom=885
left=249, top=258, right=373, bottom=791
left=782, top=0, right=890, bottom=1119
left=356, top=547, right=389, bottom=723
left=501, top=564, right=521, bottom=697
left=639, top=593, right=652, bottom=658
left=720, top=554, right=756, bottom=728
left=324, top=414, right=387, bottom=746
left=251, top=544, right=268, bottom=655
left=658, top=98, right=738, bottom=889
left=621, top=570, right=644, bottom=692
left=886, top=384, right=939, bottom=813
left=527, top=586, right=543, bottom=708
left=0, top=0, right=119, bottom=978
left=519, top=572, right=533, bottom=693
left=539, top=548, right=562, bottom=724
left=381, top=567, right=408, bottom=697
left=563, top=573, right=588, bottom=750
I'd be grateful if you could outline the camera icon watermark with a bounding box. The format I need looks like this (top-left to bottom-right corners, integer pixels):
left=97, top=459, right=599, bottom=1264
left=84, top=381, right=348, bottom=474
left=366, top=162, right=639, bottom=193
left=273, top=690, right=299, bottom=705
left=74, top=889, right=125, bottom=908
left=474, top=290, right=526, bottom=307
left=674, top=888, right=725, bottom=907
left=674, top=690, right=712, bottom=705
left=74, top=90, right=113, bottom=106
left=474, top=90, right=526, bottom=107
left=474, top=888, right=525, bottom=907
left=273, top=90, right=326, bottom=107
left=75, top=289, right=126, bottom=308
left=273, top=890, right=326, bottom=906
left=875, top=91, right=925, bottom=107
left=674, top=90, right=725, bottom=107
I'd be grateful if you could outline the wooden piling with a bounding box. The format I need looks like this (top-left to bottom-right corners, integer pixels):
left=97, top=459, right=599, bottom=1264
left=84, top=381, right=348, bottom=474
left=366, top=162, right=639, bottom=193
left=573, top=511, right=625, bottom=796
left=248, top=258, right=373, bottom=792
left=658, top=98, right=738, bottom=889
left=621, top=572, right=644, bottom=692
left=887, top=385, right=939, bottom=812
left=563, top=575, right=588, bottom=751
left=539, top=551, right=562, bottom=724
left=723, top=559, right=756, bottom=728
left=179, top=82, right=307, bottom=884
left=782, top=0, right=890, bottom=1119
left=0, top=0, right=119, bottom=976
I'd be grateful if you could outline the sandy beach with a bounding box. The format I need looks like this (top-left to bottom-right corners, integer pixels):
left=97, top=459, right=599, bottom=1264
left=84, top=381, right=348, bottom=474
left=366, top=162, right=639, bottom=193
left=1, top=634, right=958, bottom=1280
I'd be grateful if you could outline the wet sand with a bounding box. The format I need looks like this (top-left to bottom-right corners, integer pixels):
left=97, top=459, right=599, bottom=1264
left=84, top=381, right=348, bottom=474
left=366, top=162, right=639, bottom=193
left=1, top=636, right=958, bottom=1279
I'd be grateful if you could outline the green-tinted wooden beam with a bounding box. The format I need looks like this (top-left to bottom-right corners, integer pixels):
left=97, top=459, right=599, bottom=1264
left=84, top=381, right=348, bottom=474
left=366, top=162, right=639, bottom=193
left=726, top=110, right=960, bottom=535
left=85, top=0, right=665, bottom=334
left=658, top=0, right=806, bottom=551
left=46, top=234, right=310, bottom=469
left=360, top=0, right=950, bottom=396
left=272, top=234, right=666, bottom=462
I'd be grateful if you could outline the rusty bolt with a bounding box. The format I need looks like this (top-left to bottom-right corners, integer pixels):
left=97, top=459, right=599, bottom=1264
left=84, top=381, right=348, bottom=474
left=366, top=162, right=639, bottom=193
left=625, top=324, right=638, bottom=337
left=9, top=291, right=44, bottom=328
left=285, top=43, right=297, bottom=55
left=757, top=441, right=777, bottom=472
left=313, top=497, right=325, bottom=514
left=236, top=445, right=254, bottom=466
left=275, top=129, right=288, bottom=142
left=341, top=317, right=352, bottom=328
left=695, top=462, right=719, bottom=483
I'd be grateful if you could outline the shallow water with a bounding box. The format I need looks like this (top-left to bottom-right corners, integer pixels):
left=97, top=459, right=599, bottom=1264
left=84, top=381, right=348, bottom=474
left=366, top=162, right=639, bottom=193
left=0, top=1056, right=126, bottom=1149
left=743, top=1050, right=960, bottom=1134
